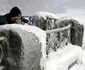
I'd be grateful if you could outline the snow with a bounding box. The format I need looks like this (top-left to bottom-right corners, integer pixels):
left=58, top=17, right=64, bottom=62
left=70, top=64, right=85, bottom=70
left=34, top=11, right=58, bottom=20
left=46, top=43, right=83, bottom=70
left=82, top=50, right=85, bottom=65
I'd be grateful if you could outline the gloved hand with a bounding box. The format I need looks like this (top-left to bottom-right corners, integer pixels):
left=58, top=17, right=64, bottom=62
left=20, top=17, right=29, bottom=23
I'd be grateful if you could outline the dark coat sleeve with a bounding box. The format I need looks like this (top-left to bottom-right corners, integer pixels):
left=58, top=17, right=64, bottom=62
left=0, top=16, right=8, bottom=25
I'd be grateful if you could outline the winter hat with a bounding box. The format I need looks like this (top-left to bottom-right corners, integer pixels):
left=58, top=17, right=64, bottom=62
left=9, top=6, right=21, bottom=17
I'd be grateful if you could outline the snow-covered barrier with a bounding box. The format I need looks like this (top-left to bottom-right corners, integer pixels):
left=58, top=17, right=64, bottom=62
left=0, top=24, right=46, bottom=70
left=46, top=44, right=83, bottom=70
left=54, top=18, right=84, bottom=47
left=29, top=11, right=58, bottom=30
left=31, top=12, right=84, bottom=55
left=35, top=11, right=58, bottom=20
left=46, top=24, right=71, bottom=54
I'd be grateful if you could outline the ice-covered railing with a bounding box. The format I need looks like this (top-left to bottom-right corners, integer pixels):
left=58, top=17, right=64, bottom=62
left=45, top=23, right=71, bottom=55
left=36, top=16, right=71, bottom=55
left=23, top=16, right=72, bottom=55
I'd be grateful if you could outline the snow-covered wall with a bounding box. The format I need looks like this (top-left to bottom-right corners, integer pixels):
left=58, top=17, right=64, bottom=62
left=0, top=24, right=46, bottom=70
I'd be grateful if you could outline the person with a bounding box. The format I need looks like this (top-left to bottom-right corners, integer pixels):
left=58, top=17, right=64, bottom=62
left=0, top=6, right=28, bottom=25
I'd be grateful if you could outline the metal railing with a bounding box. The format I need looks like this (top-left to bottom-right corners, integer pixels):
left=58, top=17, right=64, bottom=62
left=23, top=16, right=72, bottom=55
left=22, top=16, right=72, bottom=55
left=45, top=24, right=71, bottom=55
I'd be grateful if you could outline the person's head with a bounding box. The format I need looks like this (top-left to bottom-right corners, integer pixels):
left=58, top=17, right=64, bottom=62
left=9, top=6, right=22, bottom=22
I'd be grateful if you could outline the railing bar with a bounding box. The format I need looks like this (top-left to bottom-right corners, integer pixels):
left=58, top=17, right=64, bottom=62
left=47, top=33, right=56, bottom=44
left=45, top=24, right=71, bottom=33
left=47, top=44, right=56, bottom=51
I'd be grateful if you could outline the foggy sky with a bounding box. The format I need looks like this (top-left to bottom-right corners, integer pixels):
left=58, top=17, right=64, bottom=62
left=0, top=0, right=85, bottom=15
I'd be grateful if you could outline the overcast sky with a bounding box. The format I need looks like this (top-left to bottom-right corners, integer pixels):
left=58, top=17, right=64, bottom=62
left=0, top=0, right=85, bottom=15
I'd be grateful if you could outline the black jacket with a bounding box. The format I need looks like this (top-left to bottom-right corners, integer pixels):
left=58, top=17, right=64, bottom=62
left=0, top=14, right=15, bottom=25
left=0, top=14, right=29, bottom=25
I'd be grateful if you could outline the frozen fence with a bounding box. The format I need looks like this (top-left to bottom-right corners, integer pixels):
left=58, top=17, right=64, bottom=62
left=23, top=16, right=72, bottom=55
left=45, top=24, right=71, bottom=55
